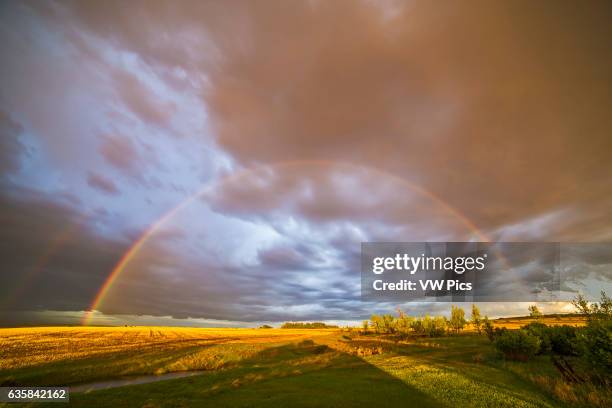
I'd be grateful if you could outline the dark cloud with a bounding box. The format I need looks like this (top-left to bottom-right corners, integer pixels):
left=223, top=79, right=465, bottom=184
left=563, top=243, right=612, bottom=266
left=258, top=246, right=310, bottom=271
left=198, top=0, right=612, bottom=233
left=51, top=0, right=612, bottom=234
left=0, top=1, right=609, bottom=324
left=0, top=188, right=126, bottom=312
left=87, top=171, right=120, bottom=195
left=207, top=163, right=470, bottom=242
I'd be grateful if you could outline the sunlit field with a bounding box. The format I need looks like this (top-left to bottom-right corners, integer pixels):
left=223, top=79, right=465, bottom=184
left=0, top=327, right=333, bottom=383
left=493, top=316, right=587, bottom=330
left=1, top=315, right=606, bottom=408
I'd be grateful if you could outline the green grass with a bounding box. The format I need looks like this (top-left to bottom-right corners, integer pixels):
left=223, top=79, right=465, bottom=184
left=366, top=337, right=559, bottom=407
left=1, top=328, right=606, bottom=408
left=0, top=342, right=285, bottom=387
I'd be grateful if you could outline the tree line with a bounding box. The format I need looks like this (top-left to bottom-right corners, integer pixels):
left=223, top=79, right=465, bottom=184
left=363, top=304, right=484, bottom=337
left=361, top=293, right=610, bottom=382
left=281, top=322, right=339, bottom=329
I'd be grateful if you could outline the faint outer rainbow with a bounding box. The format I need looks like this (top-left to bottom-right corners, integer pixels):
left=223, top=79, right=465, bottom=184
left=2, top=220, right=82, bottom=310
left=82, top=160, right=494, bottom=325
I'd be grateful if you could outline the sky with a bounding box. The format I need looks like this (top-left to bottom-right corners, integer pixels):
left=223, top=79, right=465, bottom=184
left=0, top=0, right=611, bottom=326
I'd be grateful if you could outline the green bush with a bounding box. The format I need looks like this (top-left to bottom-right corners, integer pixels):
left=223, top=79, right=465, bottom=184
left=494, top=329, right=541, bottom=361
left=522, top=322, right=579, bottom=356
left=571, top=291, right=612, bottom=382
left=483, top=317, right=495, bottom=341
left=410, top=315, right=447, bottom=337
left=548, top=325, right=579, bottom=356
left=426, top=316, right=447, bottom=337
left=522, top=322, right=551, bottom=354
left=578, top=319, right=612, bottom=380
left=483, top=318, right=507, bottom=343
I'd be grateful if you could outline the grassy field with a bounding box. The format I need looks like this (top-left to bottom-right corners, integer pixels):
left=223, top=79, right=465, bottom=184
left=493, top=315, right=587, bottom=330
left=0, top=327, right=333, bottom=385
left=0, top=318, right=604, bottom=408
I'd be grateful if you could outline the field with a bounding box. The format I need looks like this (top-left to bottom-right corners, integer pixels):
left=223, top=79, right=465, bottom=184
left=493, top=315, right=587, bottom=330
left=0, top=317, right=605, bottom=408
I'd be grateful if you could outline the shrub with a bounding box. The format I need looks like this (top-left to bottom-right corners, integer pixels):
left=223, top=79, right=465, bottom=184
left=483, top=317, right=498, bottom=342
left=382, top=314, right=397, bottom=334
left=572, top=291, right=612, bottom=381
left=370, top=315, right=383, bottom=333
left=494, top=327, right=507, bottom=339
left=410, top=315, right=447, bottom=337
left=548, top=325, right=579, bottom=356
left=395, top=308, right=414, bottom=335
left=426, top=316, right=447, bottom=337
left=578, top=319, right=612, bottom=380
left=494, top=329, right=541, bottom=361
left=410, top=317, right=424, bottom=335
left=523, top=322, right=579, bottom=356
left=523, top=322, right=552, bottom=354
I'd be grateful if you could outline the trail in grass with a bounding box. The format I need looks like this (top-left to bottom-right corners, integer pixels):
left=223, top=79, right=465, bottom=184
left=70, top=370, right=207, bottom=393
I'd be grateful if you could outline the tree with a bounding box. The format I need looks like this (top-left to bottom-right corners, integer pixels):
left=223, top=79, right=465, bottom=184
left=362, top=320, right=369, bottom=334
left=382, top=314, right=396, bottom=334
left=395, top=307, right=411, bottom=335
left=449, top=305, right=466, bottom=334
left=572, top=291, right=612, bottom=380
left=428, top=316, right=448, bottom=337
left=280, top=322, right=338, bottom=329
left=572, top=291, right=612, bottom=320
left=572, top=293, right=590, bottom=316
left=528, top=305, right=542, bottom=320
left=370, top=315, right=383, bottom=334
left=483, top=316, right=495, bottom=341
left=410, top=317, right=424, bottom=335
left=471, top=304, right=482, bottom=334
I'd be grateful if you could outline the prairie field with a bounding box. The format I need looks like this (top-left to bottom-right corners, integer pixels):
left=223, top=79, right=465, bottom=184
left=0, top=318, right=606, bottom=408
left=492, top=315, right=587, bottom=330
left=0, top=327, right=333, bottom=383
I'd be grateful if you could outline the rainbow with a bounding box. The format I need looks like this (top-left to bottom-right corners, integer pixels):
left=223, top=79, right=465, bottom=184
left=81, top=195, right=201, bottom=325
left=82, top=160, right=494, bottom=325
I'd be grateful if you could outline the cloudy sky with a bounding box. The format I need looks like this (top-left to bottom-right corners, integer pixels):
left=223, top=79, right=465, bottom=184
left=1, top=0, right=611, bottom=326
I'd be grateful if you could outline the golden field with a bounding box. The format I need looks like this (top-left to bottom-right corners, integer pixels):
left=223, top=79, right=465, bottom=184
left=0, top=319, right=608, bottom=408
left=492, top=315, right=587, bottom=330
left=0, top=327, right=334, bottom=374
left=0, top=316, right=587, bottom=372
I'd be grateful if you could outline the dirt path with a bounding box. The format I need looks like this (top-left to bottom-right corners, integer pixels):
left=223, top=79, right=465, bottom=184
left=70, top=370, right=207, bottom=393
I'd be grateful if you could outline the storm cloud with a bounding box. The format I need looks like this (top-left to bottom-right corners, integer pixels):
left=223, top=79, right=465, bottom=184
left=0, top=0, right=611, bottom=325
